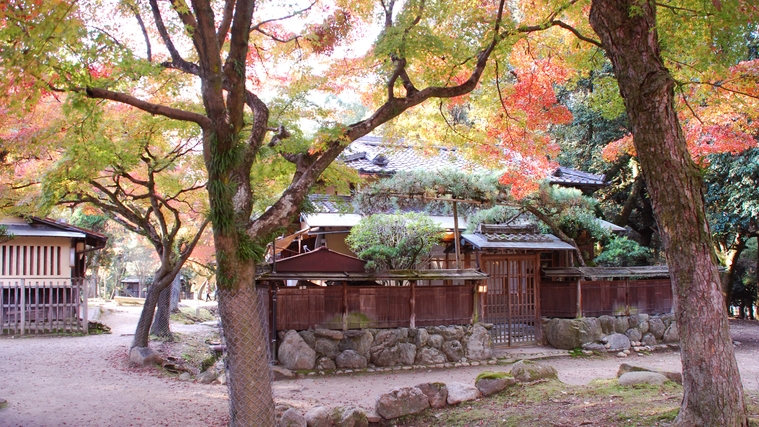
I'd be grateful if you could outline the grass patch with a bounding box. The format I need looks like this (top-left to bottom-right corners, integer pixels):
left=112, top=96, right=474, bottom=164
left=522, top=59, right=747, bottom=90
left=170, top=307, right=216, bottom=324
left=476, top=371, right=513, bottom=381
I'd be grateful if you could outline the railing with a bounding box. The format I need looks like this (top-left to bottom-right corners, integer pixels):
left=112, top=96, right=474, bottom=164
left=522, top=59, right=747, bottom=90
left=541, top=278, right=672, bottom=318
left=274, top=283, right=475, bottom=331
left=1, top=278, right=88, bottom=335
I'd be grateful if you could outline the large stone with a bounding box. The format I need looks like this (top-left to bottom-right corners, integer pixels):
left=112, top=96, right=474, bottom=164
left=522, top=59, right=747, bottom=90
left=315, top=338, right=340, bottom=359
left=614, top=317, right=629, bottom=334
left=428, top=334, right=444, bottom=349
left=602, top=333, right=631, bottom=352
left=305, top=406, right=334, bottom=427
left=617, top=363, right=682, bottom=385
left=415, top=347, right=447, bottom=365
left=415, top=382, right=448, bottom=409
left=637, top=320, right=650, bottom=334
left=545, top=318, right=599, bottom=350
left=299, top=331, right=316, bottom=348
left=578, top=317, right=603, bottom=344
left=415, top=328, right=430, bottom=348
left=316, top=356, right=337, bottom=371
left=279, top=330, right=317, bottom=370
left=375, top=387, right=430, bottom=420
left=370, top=330, right=401, bottom=366
left=446, top=382, right=482, bottom=405
left=272, top=365, right=295, bottom=380
left=354, top=330, right=374, bottom=358
left=641, top=333, right=657, bottom=347
left=315, top=329, right=344, bottom=340
left=129, top=346, right=163, bottom=366
left=618, top=371, right=669, bottom=386
left=663, top=323, right=679, bottom=343
left=398, top=343, right=417, bottom=366
left=337, top=337, right=356, bottom=352
left=649, top=317, right=666, bottom=339
left=197, top=369, right=218, bottom=384
left=510, top=360, right=558, bottom=383
left=441, top=340, right=465, bottom=362
left=441, top=326, right=465, bottom=341
left=475, top=373, right=516, bottom=396
left=330, top=407, right=368, bottom=427
left=463, top=323, right=493, bottom=360
left=336, top=350, right=368, bottom=369
left=598, top=315, right=615, bottom=334
left=625, top=328, right=642, bottom=343
left=582, top=342, right=607, bottom=353
left=280, top=408, right=307, bottom=427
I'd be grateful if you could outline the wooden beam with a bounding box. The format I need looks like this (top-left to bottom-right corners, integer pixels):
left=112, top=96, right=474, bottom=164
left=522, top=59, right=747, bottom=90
left=409, top=280, right=416, bottom=329
left=342, top=281, right=348, bottom=331
left=453, top=202, right=461, bottom=269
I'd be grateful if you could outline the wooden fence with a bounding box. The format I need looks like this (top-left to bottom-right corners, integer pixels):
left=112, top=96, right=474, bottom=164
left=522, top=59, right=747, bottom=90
left=541, top=278, right=672, bottom=318
left=274, top=283, right=475, bottom=331
left=1, top=278, right=88, bottom=335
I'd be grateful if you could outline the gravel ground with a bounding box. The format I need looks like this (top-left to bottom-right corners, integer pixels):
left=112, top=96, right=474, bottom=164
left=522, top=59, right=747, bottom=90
left=1, top=304, right=757, bottom=426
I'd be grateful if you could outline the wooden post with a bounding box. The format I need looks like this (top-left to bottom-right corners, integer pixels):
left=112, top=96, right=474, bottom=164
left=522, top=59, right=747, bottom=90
left=409, top=280, right=416, bottom=329
left=534, top=253, right=542, bottom=343
left=342, top=281, right=348, bottom=331
left=453, top=202, right=461, bottom=269
left=20, top=279, right=25, bottom=336
left=83, top=279, right=89, bottom=335
left=576, top=278, right=583, bottom=318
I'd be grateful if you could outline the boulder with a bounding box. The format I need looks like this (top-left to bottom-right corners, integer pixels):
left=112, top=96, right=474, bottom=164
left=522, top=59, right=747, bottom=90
left=415, top=328, right=430, bottom=348
left=353, top=330, right=374, bottom=358
left=375, top=387, right=430, bottom=420
left=415, top=382, right=448, bottom=409
left=428, top=334, right=444, bottom=349
left=475, top=372, right=516, bottom=396
left=197, top=369, right=218, bottom=384
left=129, top=346, right=163, bottom=366
left=463, top=323, right=493, bottom=360
left=637, top=320, right=650, bottom=335
left=663, top=323, right=679, bottom=343
left=299, top=331, right=316, bottom=348
left=510, top=360, right=558, bottom=383
left=441, top=340, right=465, bottom=362
left=316, top=356, right=337, bottom=371
left=446, top=382, right=481, bottom=405
left=544, top=318, right=582, bottom=350
left=370, top=330, right=401, bottom=367
left=598, top=315, right=615, bottom=334
left=398, top=343, right=417, bottom=366
left=315, top=339, right=340, bottom=359
left=271, top=365, right=295, bottom=380
left=581, top=342, right=607, bottom=353
left=336, top=350, right=368, bottom=369
left=279, top=330, right=317, bottom=370
left=337, top=337, right=356, bottom=352
left=415, top=347, right=447, bottom=365
left=641, top=333, right=657, bottom=347
left=614, top=317, right=629, bottom=334
left=441, top=326, right=465, bottom=341
left=625, top=328, right=642, bottom=343
left=305, top=406, right=334, bottom=427
left=618, top=371, right=669, bottom=386
left=617, top=363, right=682, bottom=384
left=330, top=407, right=368, bottom=427
left=315, top=329, right=344, bottom=341
left=649, top=317, right=666, bottom=339
left=602, top=333, right=631, bottom=352
left=280, top=408, right=307, bottom=427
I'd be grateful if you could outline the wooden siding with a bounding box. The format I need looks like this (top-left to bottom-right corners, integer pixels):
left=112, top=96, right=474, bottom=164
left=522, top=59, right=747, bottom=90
left=275, top=284, right=474, bottom=331
left=1, top=278, right=88, bottom=335
left=541, top=278, right=672, bottom=318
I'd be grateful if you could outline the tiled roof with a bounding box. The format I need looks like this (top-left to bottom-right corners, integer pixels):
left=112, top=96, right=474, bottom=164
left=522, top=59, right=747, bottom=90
left=340, top=136, right=607, bottom=188
left=549, top=166, right=607, bottom=188
left=339, top=136, right=475, bottom=175
left=307, top=194, right=355, bottom=214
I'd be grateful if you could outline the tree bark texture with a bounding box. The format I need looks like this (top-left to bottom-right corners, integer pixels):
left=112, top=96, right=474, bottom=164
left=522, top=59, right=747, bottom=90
left=589, top=1, right=748, bottom=426
left=131, top=283, right=162, bottom=348
left=150, top=284, right=172, bottom=338
left=218, top=284, right=275, bottom=427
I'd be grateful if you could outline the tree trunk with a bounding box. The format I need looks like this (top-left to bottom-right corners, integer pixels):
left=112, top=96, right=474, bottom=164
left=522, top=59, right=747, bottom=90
left=589, top=2, right=748, bottom=426
left=218, top=283, right=274, bottom=427
left=150, top=284, right=172, bottom=338
left=721, top=235, right=747, bottom=313
left=131, top=283, right=162, bottom=348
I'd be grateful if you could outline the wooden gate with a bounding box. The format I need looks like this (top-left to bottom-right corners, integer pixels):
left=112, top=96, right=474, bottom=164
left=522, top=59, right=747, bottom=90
left=481, top=255, right=540, bottom=346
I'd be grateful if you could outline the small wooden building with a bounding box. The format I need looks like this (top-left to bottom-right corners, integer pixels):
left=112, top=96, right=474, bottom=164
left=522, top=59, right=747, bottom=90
left=0, top=217, right=107, bottom=335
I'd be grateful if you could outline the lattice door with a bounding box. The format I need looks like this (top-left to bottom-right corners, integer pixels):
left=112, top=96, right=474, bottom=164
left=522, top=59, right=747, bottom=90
left=481, top=255, right=539, bottom=346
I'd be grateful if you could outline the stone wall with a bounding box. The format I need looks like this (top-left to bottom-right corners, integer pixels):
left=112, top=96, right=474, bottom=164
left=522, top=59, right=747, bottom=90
left=543, top=313, right=679, bottom=352
left=276, top=323, right=495, bottom=372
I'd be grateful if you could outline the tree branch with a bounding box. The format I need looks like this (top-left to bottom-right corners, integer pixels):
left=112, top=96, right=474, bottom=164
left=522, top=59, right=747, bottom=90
left=82, top=87, right=212, bottom=127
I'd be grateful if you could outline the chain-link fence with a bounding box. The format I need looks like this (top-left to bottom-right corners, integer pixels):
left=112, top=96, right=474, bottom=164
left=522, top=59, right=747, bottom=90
left=218, top=283, right=275, bottom=427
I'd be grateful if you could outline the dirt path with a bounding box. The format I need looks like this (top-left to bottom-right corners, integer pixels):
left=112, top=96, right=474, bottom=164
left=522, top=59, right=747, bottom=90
left=1, top=305, right=758, bottom=426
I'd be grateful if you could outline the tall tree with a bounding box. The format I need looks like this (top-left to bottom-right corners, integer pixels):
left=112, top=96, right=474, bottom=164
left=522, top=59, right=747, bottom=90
left=589, top=1, right=752, bottom=424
